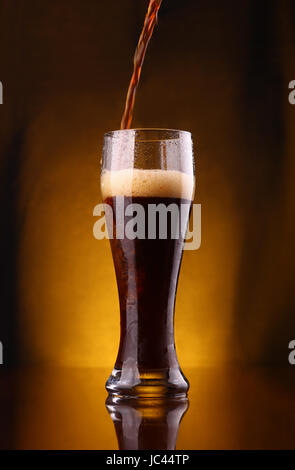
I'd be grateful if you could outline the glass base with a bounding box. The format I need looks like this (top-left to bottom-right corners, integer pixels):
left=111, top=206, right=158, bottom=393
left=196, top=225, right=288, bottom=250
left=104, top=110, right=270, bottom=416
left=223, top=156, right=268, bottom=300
left=106, top=367, right=189, bottom=399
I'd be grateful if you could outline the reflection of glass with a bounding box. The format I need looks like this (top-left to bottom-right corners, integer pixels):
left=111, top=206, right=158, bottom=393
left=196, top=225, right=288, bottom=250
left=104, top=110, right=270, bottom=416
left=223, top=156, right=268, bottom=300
left=101, top=129, right=195, bottom=398
left=106, top=396, right=189, bottom=450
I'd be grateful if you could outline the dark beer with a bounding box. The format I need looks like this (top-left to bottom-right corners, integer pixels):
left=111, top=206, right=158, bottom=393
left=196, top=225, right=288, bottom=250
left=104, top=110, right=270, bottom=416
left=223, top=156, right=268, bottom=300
left=101, top=168, right=194, bottom=397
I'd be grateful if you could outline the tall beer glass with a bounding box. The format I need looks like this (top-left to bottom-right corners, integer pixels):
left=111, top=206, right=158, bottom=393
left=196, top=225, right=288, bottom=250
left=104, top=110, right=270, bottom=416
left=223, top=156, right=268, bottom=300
left=101, top=129, right=195, bottom=398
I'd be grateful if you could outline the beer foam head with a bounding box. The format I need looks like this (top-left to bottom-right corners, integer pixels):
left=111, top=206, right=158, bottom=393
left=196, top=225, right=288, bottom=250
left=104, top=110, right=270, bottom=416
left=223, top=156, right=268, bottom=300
left=101, top=169, right=195, bottom=200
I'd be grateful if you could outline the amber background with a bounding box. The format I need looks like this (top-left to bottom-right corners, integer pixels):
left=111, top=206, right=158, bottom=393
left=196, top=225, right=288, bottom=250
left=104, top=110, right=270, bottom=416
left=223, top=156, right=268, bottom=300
left=0, top=0, right=295, bottom=370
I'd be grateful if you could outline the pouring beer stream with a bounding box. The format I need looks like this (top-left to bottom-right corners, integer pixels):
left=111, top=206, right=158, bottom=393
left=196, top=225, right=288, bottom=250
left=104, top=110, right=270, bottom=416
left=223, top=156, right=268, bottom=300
left=120, top=0, right=162, bottom=130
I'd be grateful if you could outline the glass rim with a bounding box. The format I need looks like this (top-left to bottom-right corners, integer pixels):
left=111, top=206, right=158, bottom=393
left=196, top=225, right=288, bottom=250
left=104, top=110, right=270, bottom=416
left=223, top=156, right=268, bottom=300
left=104, top=128, right=191, bottom=141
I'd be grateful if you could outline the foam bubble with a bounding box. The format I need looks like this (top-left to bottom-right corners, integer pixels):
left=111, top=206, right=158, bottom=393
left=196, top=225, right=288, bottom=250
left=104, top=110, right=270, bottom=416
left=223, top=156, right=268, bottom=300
left=101, top=169, right=195, bottom=200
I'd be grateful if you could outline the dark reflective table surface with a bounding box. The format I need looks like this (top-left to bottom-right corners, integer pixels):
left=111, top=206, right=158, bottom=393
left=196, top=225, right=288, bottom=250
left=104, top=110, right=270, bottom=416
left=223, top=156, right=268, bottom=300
left=0, top=367, right=295, bottom=449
